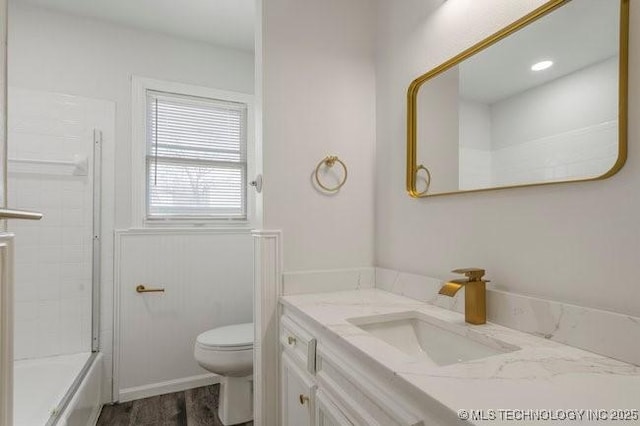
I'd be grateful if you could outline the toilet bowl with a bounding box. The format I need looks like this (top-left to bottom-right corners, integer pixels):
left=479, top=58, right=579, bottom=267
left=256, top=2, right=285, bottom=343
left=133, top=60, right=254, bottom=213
left=194, top=323, right=254, bottom=425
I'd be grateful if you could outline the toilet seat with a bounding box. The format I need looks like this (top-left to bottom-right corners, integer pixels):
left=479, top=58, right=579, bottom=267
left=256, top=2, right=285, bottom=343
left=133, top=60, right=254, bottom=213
left=196, top=322, right=253, bottom=351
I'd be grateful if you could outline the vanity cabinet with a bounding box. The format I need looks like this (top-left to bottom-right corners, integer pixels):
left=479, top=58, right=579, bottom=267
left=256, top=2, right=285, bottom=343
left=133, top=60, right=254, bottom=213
left=280, top=315, right=317, bottom=373
left=315, top=390, right=352, bottom=426
left=280, top=310, right=425, bottom=426
left=281, top=352, right=316, bottom=426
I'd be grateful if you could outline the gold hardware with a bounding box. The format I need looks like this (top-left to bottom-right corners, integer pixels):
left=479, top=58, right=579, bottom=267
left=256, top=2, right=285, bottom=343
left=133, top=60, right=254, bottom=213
left=406, top=0, right=629, bottom=198
left=314, top=155, right=348, bottom=192
left=438, top=280, right=466, bottom=297
left=136, top=285, right=165, bottom=294
left=414, top=165, right=431, bottom=196
left=299, top=394, right=309, bottom=405
left=439, top=268, right=490, bottom=325
left=287, top=336, right=297, bottom=345
left=451, top=268, right=486, bottom=281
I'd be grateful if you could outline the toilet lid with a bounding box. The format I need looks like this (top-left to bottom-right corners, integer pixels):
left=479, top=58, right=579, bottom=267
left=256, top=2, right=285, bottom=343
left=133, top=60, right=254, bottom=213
left=196, top=323, right=254, bottom=349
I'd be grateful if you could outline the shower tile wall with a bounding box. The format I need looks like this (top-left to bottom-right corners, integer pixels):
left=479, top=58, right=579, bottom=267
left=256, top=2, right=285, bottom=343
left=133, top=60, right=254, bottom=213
left=9, top=89, right=94, bottom=360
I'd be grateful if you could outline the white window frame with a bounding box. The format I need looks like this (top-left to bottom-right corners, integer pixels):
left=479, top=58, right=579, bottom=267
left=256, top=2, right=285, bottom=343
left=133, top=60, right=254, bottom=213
left=131, top=76, right=255, bottom=228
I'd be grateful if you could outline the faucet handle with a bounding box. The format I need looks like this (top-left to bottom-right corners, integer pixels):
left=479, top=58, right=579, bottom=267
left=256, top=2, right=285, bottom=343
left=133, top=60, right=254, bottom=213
left=452, top=268, right=486, bottom=281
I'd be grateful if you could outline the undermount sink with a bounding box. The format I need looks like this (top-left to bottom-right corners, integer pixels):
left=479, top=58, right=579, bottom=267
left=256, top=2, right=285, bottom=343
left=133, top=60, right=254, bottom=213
left=348, top=311, right=520, bottom=367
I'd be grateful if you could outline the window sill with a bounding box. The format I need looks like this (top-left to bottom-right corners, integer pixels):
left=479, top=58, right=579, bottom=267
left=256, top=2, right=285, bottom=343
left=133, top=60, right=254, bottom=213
left=122, top=226, right=255, bottom=236
left=142, top=219, right=254, bottom=229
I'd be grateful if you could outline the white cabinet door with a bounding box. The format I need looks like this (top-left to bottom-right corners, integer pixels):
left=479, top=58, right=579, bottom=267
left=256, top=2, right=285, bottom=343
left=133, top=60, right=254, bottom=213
left=315, top=390, right=353, bottom=426
left=281, top=352, right=316, bottom=426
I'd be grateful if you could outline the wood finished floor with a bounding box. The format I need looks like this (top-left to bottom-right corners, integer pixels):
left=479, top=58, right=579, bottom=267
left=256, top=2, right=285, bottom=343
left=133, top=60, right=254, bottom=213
left=97, top=385, right=253, bottom=426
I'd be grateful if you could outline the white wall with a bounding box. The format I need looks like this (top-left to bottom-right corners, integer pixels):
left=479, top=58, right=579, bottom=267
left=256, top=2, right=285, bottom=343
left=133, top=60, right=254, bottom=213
left=459, top=57, right=618, bottom=189
left=417, top=68, right=459, bottom=193
left=375, top=0, right=640, bottom=317
left=491, top=121, right=617, bottom=186
left=490, top=57, right=618, bottom=185
left=459, top=147, right=492, bottom=190
left=7, top=1, right=255, bottom=229
left=459, top=100, right=492, bottom=151
left=262, top=0, right=376, bottom=271
left=491, top=57, right=618, bottom=150
left=459, top=100, right=492, bottom=189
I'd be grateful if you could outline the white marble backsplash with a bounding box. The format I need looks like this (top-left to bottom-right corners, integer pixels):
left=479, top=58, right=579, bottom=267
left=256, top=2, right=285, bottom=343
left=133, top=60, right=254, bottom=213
left=282, top=267, right=375, bottom=295
left=375, top=267, right=640, bottom=367
left=375, top=268, right=465, bottom=313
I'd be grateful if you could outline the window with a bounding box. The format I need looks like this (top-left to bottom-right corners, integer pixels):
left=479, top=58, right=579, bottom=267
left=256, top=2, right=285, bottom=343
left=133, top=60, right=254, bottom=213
left=144, top=90, right=248, bottom=221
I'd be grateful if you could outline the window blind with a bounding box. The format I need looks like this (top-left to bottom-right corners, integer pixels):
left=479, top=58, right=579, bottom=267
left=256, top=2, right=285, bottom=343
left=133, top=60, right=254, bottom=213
left=146, top=90, right=247, bottom=220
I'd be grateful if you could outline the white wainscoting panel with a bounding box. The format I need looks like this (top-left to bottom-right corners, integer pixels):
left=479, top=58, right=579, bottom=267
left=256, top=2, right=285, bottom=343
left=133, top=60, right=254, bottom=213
left=114, top=229, right=253, bottom=401
left=252, top=230, right=281, bottom=426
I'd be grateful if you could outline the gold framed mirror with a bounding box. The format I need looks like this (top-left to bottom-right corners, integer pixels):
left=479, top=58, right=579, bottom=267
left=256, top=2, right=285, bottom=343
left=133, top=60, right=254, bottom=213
left=407, top=0, right=629, bottom=198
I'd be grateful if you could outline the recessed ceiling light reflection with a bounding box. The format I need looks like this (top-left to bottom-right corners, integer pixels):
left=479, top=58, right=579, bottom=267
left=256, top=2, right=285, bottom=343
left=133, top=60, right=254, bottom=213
left=531, top=60, right=554, bottom=71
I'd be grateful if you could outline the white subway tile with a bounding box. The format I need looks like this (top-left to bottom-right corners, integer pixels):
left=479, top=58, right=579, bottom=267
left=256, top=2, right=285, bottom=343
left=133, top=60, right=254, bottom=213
left=10, top=89, right=96, bottom=360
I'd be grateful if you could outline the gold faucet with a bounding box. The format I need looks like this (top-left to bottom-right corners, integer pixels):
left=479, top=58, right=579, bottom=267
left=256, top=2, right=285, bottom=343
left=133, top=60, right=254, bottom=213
left=439, top=268, right=489, bottom=325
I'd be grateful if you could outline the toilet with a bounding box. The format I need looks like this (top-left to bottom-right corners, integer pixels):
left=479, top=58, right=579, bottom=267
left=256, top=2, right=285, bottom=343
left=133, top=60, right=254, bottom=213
left=194, top=322, right=254, bottom=425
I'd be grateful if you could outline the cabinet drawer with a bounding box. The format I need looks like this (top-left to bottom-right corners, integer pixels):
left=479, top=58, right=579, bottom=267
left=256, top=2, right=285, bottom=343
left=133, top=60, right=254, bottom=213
left=280, top=315, right=317, bottom=373
left=316, top=346, right=423, bottom=426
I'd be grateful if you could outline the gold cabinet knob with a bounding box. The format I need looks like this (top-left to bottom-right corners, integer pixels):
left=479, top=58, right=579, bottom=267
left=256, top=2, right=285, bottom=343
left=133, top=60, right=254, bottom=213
left=288, top=336, right=297, bottom=345
left=299, top=394, right=309, bottom=405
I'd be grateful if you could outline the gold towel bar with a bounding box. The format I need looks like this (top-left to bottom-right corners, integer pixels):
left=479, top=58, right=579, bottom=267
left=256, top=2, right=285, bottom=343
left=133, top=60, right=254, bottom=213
left=314, top=155, right=347, bottom=192
left=136, top=285, right=165, bottom=294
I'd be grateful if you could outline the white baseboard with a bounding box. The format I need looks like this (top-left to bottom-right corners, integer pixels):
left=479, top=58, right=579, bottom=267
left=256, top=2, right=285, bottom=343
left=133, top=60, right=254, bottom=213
left=118, top=374, right=220, bottom=402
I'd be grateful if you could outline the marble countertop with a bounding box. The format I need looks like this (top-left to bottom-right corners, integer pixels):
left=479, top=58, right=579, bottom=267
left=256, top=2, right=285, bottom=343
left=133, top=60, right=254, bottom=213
left=281, top=289, right=640, bottom=424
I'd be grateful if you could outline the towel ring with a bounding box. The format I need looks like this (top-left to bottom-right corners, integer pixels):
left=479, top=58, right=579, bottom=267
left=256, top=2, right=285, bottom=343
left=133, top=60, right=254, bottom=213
left=315, top=155, right=348, bottom=192
left=414, top=164, right=431, bottom=196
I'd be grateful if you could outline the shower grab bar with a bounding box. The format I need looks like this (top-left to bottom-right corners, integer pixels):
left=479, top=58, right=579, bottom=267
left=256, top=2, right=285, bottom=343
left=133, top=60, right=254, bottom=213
left=10, top=158, right=76, bottom=166
left=8, top=155, right=88, bottom=176
left=0, top=208, right=43, bottom=220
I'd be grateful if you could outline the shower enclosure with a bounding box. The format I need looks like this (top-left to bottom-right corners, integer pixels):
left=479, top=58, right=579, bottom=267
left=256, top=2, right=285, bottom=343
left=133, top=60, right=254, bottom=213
left=8, top=88, right=104, bottom=425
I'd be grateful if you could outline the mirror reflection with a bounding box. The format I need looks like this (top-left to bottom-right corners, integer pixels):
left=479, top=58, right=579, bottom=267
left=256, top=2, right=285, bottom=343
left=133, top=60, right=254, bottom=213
left=413, top=0, right=625, bottom=196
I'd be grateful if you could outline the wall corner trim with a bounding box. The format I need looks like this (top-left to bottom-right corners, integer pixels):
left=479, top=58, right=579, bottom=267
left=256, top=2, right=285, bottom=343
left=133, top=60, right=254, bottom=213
left=252, top=229, right=282, bottom=426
